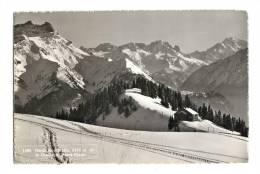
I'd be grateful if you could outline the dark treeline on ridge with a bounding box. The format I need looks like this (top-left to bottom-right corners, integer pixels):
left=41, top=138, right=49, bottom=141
left=56, top=76, right=193, bottom=124
left=55, top=76, right=248, bottom=137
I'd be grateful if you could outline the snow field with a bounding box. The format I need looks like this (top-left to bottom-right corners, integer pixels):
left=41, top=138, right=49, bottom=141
left=14, top=113, right=248, bottom=163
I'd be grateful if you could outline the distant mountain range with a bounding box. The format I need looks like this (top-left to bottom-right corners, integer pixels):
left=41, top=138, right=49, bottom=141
left=182, top=49, right=248, bottom=123
left=189, top=37, right=247, bottom=63
left=14, top=21, right=248, bottom=125
left=81, top=36, right=247, bottom=90
left=80, top=40, right=207, bottom=89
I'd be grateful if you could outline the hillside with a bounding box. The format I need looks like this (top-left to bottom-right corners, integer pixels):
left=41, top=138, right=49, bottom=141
left=95, top=88, right=240, bottom=135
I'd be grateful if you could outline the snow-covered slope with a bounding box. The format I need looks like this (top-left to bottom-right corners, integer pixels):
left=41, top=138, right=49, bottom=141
left=125, top=59, right=153, bottom=81
left=14, top=31, right=88, bottom=93
left=124, top=88, right=174, bottom=116
left=14, top=113, right=248, bottom=163
left=179, top=120, right=240, bottom=135
left=96, top=88, right=239, bottom=134
left=96, top=88, right=174, bottom=131
left=14, top=21, right=89, bottom=111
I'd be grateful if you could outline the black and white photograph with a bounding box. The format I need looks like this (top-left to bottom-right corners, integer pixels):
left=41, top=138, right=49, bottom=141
left=13, top=11, right=249, bottom=164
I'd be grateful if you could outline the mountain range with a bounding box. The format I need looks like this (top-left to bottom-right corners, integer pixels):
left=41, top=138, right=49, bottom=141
left=182, top=49, right=248, bottom=123
left=14, top=21, right=248, bottom=125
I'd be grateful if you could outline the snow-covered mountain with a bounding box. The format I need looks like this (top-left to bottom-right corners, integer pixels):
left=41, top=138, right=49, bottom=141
left=14, top=21, right=153, bottom=115
left=84, top=40, right=208, bottom=89
left=14, top=21, right=209, bottom=116
left=189, top=37, right=247, bottom=64
left=82, top=38, right=247, bottom=90
left=181, top=49, right=248, bottom=124
left=181, top=40, right=248, bottom=124
left=14, top=21, right=93, bottom=115
left=13, top=20, right=248, bottom=164
left=14, top=21, right=248, bottom=127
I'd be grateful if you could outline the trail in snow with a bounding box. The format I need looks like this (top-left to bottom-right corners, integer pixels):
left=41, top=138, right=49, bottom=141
left=72, top=122, right=226, bottom=163
left=17, top=116, right=218, bottom=163
left=14, top=114, right=248, bottom=163
left=42, top=127, right=70, bottom=163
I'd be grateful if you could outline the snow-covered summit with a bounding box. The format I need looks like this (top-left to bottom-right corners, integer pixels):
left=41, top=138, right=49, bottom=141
left=189, top=37, right=247, bottom=64
left=14, top=31, right=88, bottom=92
left=84, top=40, right=209, bottom=89
left=14, top=21, right=91, bottom=112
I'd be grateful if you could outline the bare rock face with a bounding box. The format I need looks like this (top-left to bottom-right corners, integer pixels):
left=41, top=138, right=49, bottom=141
left=14, top=21, right=55, bottom=43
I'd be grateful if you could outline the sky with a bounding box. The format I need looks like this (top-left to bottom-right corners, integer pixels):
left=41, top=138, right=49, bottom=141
left=14, top=11, right=247, bottom=53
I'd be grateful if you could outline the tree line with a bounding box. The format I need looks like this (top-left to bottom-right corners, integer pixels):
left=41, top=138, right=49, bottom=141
left=197, top=104, right=248, bottom=137
left=132, top=77, right=196, bottom=111
left=54, top=76, right=248, bottom=137
left=56, top=79, right=137, bottom=123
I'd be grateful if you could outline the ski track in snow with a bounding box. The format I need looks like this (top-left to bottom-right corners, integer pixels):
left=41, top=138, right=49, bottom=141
left=42, top=127, right=70, bottom=164
left=15, top=114, right=247, bottom=163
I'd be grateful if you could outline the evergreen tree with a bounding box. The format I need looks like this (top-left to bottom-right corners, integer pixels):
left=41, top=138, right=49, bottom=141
left=206, top=105, right=214, bottom=121
left=201, top=103, right=207, bottom=119
left=197, top=106, right=202, bottom=117
left=168, top=116, right=174, bottom=130
left=172, top=117, right=179, bottom=131
left=184, top=95, right=192, bottom=108
left=104, top=103, right=110, bottom=115
left=177, top=92, right=183, bottom=110
left=124, top=107, right=130, bottom=117
left=170, top=94, right=178, bottom=111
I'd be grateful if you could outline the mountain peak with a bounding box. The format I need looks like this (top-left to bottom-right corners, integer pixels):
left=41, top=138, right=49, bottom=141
left=222, top=37, right=247, bottom=49
left=14, top=21, right=55, bottom=42
left=94, top=43, right=117, bottom=52
left=24, top=20, right=33, bottom=25
left=147, top=40, right=175, bottom=53
left=223, top=37, right=241, bottom=43
left=189, top=37, right=247, bottom=63
left=119, top=42, right=147, bottom=51
left=149, top=40, right=173, bottom=47
left=119, top=42, right=137, bottom=51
